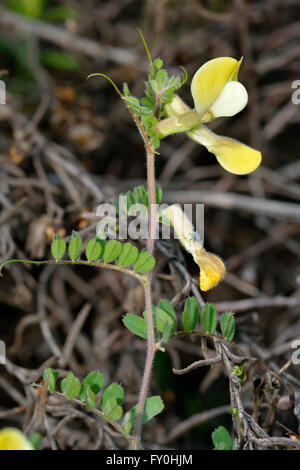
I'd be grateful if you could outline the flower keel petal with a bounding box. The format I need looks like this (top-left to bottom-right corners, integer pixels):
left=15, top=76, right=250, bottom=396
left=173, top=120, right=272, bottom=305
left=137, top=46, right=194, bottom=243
left=211, top=137, right=262, bottom=175
left=187, top=125, right=262, bottom=175
left=194, top=252, right=226, bottom=292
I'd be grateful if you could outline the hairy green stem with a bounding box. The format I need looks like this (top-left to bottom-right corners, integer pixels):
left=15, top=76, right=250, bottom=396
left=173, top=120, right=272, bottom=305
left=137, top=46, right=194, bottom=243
left=131, top=281, right=156, bottom=450
left=146, top=147, right=157, bottom=254
left=131, top=140, right=157, bottom=450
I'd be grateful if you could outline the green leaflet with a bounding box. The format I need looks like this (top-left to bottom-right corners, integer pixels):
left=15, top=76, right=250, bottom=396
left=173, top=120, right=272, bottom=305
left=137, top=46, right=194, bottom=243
left=85, top=385, right=97, bottom=409
left=212, top=426, right=234, bottom=450
left=103, top=240, right=123, bottom=263
left=101, top=383, right=124, bottom=410
left=144, top=305, right=176, bottom=334
left=133, top=251, right=156, bottom=273
left=121, top=396, right=164, bottom=434
left=85, top=239, right=103, bottom=262
left=123, top=314, right=148, bottom=339
left=43, top=368, right=59, bottom=393
left=103, top=397, right=123, bottom=421
left=220, top=312, right=235, bottom=341
left=182, top=297, right=199, bottom=332
left=116, top=243, right=139, bottom=267
left=158, top=299, right=177, bottom=332
left=200, top=303, right=217, bottom=334
left=68, top=231, right=83, bottom=261
left=80, top=371, right=105, bottom=401
left=51, top=235, right=66, bottom=261
left=61, top=372, right=81, bottom=399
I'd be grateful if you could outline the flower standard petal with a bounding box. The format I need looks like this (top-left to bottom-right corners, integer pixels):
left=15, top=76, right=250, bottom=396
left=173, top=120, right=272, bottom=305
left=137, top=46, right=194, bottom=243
left=0, top=428, right=33, bottom=450
left=228, top=57, right=243, bottom=81
left=191, top=57, right=241, bottom=117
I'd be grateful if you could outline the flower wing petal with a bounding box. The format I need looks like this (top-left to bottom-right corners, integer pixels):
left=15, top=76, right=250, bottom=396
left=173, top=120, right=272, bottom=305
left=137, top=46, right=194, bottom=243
left=209, top=81, right=248, bottom=118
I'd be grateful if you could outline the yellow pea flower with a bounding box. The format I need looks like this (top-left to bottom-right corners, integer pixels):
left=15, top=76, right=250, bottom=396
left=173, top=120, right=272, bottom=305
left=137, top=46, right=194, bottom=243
left=165, top=205, right=225, bottom=291
left=0, top=428, right=33, bottom=450
left=154, top=57, right=262, bottom=175
left=191, top=57, right=247, bottom=121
